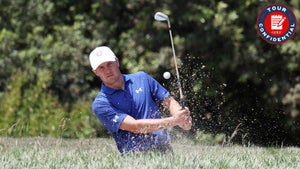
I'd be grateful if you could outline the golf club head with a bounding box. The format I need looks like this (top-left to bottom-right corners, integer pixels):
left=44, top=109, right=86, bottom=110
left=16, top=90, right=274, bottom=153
left=154, top=12, right=169, bottom=21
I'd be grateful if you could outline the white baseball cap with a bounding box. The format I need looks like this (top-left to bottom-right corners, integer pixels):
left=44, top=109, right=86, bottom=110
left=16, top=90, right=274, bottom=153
left=89, top=46, right=117, bottom=70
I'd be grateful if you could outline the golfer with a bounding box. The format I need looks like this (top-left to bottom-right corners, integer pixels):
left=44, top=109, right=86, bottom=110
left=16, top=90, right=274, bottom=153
left=89, top=46, right=192, bottom=154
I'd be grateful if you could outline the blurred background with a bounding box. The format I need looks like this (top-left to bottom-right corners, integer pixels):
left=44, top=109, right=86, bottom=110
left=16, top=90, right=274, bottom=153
left=0, top=0, right=299, bottom=146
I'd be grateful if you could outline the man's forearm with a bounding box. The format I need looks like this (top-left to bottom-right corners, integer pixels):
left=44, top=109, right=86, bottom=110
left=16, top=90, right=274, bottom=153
left=163, top=96, right=182, bottom=116
left=120, top=115, right=178, bottom=134
left=134, top=117, right=178, bottom=133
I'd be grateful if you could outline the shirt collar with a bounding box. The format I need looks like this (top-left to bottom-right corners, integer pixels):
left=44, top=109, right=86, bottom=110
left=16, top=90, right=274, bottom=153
left=101, top=74, right=131, bottom=95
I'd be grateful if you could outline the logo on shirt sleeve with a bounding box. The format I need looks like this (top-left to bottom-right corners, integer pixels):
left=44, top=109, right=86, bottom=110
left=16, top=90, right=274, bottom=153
left=112, top=115, right=120, bottom=123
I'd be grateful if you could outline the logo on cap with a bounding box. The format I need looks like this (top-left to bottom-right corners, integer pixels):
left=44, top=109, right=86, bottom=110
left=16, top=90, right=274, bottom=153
left=96, top=50, right=103, bottom=57
left=256, top=3, right=297, bottom=44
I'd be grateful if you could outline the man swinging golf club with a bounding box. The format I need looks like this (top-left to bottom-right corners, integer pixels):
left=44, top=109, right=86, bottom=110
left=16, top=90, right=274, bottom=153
left=89, top=46, right=192, bottom=154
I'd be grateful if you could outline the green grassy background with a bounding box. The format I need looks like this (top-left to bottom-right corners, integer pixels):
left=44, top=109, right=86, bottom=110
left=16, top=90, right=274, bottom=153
left=1, top=137, right=300, bottom=169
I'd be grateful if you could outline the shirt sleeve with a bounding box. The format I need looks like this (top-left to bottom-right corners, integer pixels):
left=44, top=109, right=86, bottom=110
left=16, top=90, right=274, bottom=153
left=92, top=99, right=127, bottom=134
left=144, top=72, right=170, bottom=103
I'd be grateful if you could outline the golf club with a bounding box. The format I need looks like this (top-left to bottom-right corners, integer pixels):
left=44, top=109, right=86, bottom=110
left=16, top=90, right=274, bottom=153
left=154, top=12, right=185, bottom=108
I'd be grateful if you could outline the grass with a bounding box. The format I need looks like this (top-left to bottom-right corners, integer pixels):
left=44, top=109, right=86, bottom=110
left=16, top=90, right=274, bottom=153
left=0, top=137, right=300, bottom=169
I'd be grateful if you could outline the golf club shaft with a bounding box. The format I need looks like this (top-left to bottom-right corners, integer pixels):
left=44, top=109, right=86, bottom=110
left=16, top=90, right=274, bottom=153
left=167, top=21, right=185, bottom=108
left=154, top=12, right=185, bottom=108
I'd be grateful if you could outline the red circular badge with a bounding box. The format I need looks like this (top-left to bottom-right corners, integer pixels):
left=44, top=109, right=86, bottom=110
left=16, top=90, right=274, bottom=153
left=256, top=3, right=297, bottom=44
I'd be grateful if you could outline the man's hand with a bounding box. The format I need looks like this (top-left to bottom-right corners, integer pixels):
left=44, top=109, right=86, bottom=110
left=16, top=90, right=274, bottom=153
left=180, top=115, right=192, bottom=130
left=173, top=107, right=192, bottom=130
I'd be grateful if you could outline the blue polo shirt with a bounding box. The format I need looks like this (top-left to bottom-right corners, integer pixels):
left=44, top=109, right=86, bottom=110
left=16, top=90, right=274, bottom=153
left=92, top=71, right=171, bottom=153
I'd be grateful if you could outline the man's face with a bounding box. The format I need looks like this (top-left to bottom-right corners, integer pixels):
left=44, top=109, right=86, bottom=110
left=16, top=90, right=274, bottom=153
left=93, top=60, right=122, bottom=87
